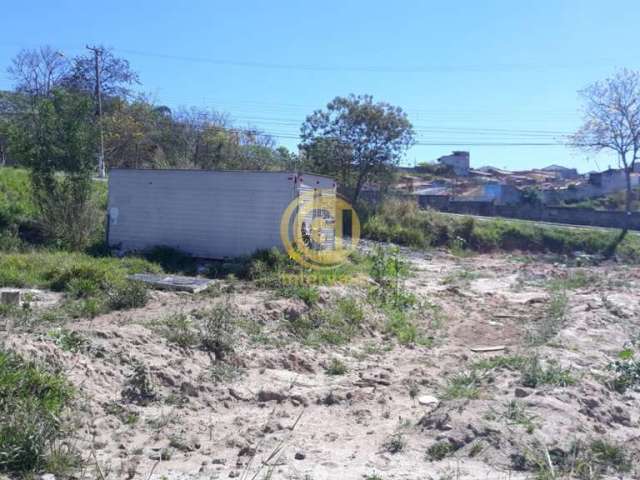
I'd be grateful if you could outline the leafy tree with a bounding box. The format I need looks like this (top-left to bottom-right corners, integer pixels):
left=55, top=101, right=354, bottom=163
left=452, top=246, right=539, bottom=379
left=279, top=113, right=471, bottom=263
left=300, top=94, right=414, bottom=203
left=572, top=69, right=640, bottom=221
left=9, top=90, right=99, bottom=248
left=63, top=46, right=139, bottom=98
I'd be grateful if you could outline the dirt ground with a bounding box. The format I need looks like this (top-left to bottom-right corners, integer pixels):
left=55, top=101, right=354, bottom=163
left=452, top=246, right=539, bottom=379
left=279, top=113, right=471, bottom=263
left=4, top=247, right=640, bottom=480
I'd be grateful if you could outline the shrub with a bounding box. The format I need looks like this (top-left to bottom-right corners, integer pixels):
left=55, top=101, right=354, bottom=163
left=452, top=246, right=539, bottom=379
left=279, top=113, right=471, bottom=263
left=157, top=313, right=198, bottom=348
left=106, top=280, right=149, bottom=310
left=607, top=346, right=640, bottom=393
left=442, top=371, right=481, bottom=399
left=121, top=361, right=156, bottom=405
left=426, top=441, right=456, bottom=461
left=195, top=304, right=237, bottom=361
left=0, top=349, right=73, bottom=473
left=382, top=434, right=405, bottom=454
left=325, top=358, right=348, bottom=375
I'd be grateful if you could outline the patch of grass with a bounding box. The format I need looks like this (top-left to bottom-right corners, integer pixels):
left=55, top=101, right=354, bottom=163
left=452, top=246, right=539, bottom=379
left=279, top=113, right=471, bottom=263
left=442, top=371, right=481, bottom=400
left=517, top=438, right=631, bottom=479
left=547, top=270, right=595, bottom=291
left=0, top=349, right=74, bottom=474
left=527, top=291, right=568, bottom=345
left=441, top=269, right=482, bottom=285
left=0, top=251, right=159, bottom=317
left=502, top=400, right=537, bottom=433
left=426, top=441, right=456, bottom=461
left=156, top=313, right=198, bottom=348
left=288, top=297, right=365, bottom=346
left=520, top=356, right=575, bottom=389
left=472, top=355, right=528, bottom=372
left=325, top=358, right=348, bottom=376
left=47, top=328, right=87, bottom=352
left=278, top=284, right=319, bottom=306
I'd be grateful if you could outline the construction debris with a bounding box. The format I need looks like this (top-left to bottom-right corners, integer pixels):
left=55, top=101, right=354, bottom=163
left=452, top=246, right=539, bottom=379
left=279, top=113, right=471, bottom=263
left=128, top=273, right=215, bottom=293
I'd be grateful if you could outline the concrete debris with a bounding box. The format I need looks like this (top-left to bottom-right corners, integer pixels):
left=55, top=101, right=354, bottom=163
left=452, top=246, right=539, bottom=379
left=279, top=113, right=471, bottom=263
left=128, top=273, right=215, bottom=293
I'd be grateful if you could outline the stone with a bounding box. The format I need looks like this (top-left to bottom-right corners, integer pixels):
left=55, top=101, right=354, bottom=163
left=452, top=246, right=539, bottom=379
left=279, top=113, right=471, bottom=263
left=0, top=289, right=20, bottom=306
left=418, top=395, right=439, bottom=407
left=514, top=387, right=531, bottom=398
left=294, top=451, right=306, bottom=460
left=257, top=389, right=287, bottom=403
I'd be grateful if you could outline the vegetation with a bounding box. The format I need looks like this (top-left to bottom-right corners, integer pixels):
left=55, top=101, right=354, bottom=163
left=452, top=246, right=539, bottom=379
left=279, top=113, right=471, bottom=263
left=325, top=357, right=348, bottom=375
left=607, top=343, right=640, bottom=393
left=300, top=94, right=414, bottom=203
left=0, top=250, right=157, bottom=318
left=520, top=438, right=631, bottom=479
left=0, top=349, right=74, bottom=473
left=362, top=198, right=640, bottom=261
left=520, top=356, right=575, bottom=388
left=426, top=441, right=456, bottom=461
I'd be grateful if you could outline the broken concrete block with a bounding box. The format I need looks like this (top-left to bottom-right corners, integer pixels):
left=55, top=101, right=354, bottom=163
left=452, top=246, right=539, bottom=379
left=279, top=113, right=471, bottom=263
left=0, top=289, right=20, bottom=306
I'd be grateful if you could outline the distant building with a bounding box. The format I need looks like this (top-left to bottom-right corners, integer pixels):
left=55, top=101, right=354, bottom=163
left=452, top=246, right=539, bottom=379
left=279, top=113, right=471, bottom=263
left=459, top=182, right=522, bottom=205
left=437, top=151, right=470, bottom=176
left=541, top=164, right=579, bottom=180
left=588, top=168, right=639, bottom=192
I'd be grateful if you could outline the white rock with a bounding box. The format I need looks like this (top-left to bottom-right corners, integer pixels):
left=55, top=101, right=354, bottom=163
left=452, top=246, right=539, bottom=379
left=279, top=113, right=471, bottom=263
left=418, top=395, right=439, bottom=406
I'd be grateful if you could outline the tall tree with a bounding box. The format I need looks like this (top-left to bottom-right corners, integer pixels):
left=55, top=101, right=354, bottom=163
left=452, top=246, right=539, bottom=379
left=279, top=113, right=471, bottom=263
left=7, top=46, right=69, bottom=99
left=63, top=47, right=140, bottom=98
left=9, top=89, right=99, bottom=248
left=300, top=94, right=414, bottom=203
left=572, top=69, right=640, bottom=221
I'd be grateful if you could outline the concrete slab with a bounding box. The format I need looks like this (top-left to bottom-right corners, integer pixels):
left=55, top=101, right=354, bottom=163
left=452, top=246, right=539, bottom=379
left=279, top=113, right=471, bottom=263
left=128, top=274, right=215, bottom=293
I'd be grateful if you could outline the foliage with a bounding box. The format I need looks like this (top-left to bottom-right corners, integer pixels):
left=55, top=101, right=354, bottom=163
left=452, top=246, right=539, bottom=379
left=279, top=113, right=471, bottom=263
left=382, top=434, right=405, bottom=454
left=607, top=344, right=640, bottom=393
left=572, top=69, right=640, bottom=215
left=121, top=360, right=156, bottom=405
left=8, top=89, right=99, bottom=249
left=442, top=370, right=481, bottom=399
left=288, top=297, right=365, bottom=346
left=194, top=304, right=237, bottom=361
left=325, top=358, right=348, bottom=376
left=520, top=356, right=575, bottom=388
left=157, top=313, right=198, bottom=348
left=362, top=199, right=640, bottom=262
left=105, top=280, right=149, bottom=310
left=0, top=349, right=73, bottom=473
left=426, top=441, right=456, bottom=461
left=0, top=250, right=158, bottom=316
left=300, top=94, right=414, bottom=202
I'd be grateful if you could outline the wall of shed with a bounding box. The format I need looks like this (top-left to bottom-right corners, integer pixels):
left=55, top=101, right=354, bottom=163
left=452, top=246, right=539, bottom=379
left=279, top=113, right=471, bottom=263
left=107, top=169, right=335, bottom=258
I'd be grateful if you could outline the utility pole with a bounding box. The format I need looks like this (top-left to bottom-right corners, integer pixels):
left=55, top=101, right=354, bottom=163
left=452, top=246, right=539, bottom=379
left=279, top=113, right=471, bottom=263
left=87, top=45, right=106, bottom=178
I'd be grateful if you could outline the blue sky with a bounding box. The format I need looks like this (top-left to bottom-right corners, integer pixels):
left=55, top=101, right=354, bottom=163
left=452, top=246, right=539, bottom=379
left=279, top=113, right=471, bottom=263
left=2, top=0, right=639, bottom=172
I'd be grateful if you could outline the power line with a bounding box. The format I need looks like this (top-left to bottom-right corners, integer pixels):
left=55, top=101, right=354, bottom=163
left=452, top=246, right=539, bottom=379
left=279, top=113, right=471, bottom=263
left=114, top=47, right=614, bottom=74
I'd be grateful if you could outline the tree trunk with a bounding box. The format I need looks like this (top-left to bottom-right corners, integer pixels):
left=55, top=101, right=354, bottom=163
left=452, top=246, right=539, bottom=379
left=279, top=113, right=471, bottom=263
left=624, top=167, right=633, bottom=228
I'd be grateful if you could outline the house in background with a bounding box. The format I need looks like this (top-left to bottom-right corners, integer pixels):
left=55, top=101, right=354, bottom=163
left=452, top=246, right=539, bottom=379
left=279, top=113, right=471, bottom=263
left=588, top=168, right=639, bottom=193
left=438, top=151, right=470, bottom=176
left=541, top=164, right=579, bottom=180
left=459, top=182, right=522, bottom=205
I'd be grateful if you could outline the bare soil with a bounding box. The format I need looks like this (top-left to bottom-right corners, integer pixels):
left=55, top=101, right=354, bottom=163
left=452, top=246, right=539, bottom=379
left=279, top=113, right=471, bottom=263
left=4, top=248, right=640, bottom=479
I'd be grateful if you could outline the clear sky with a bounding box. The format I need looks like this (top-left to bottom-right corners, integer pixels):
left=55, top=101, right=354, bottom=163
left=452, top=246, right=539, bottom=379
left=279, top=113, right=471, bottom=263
left=2, top=0, right=639, bottom=172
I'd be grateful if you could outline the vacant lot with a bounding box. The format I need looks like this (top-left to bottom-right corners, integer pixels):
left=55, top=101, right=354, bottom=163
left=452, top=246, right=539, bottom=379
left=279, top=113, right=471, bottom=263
left=2, top=243, right=639, bottom=480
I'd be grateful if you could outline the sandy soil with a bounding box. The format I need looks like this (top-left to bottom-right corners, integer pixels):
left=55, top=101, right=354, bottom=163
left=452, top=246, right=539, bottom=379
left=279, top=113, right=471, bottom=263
left=3, top=248, right=640, bottom=480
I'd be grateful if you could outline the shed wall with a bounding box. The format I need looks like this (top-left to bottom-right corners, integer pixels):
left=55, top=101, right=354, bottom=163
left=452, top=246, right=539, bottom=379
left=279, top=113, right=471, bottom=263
left=108, top=169, right=334, bottom=258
